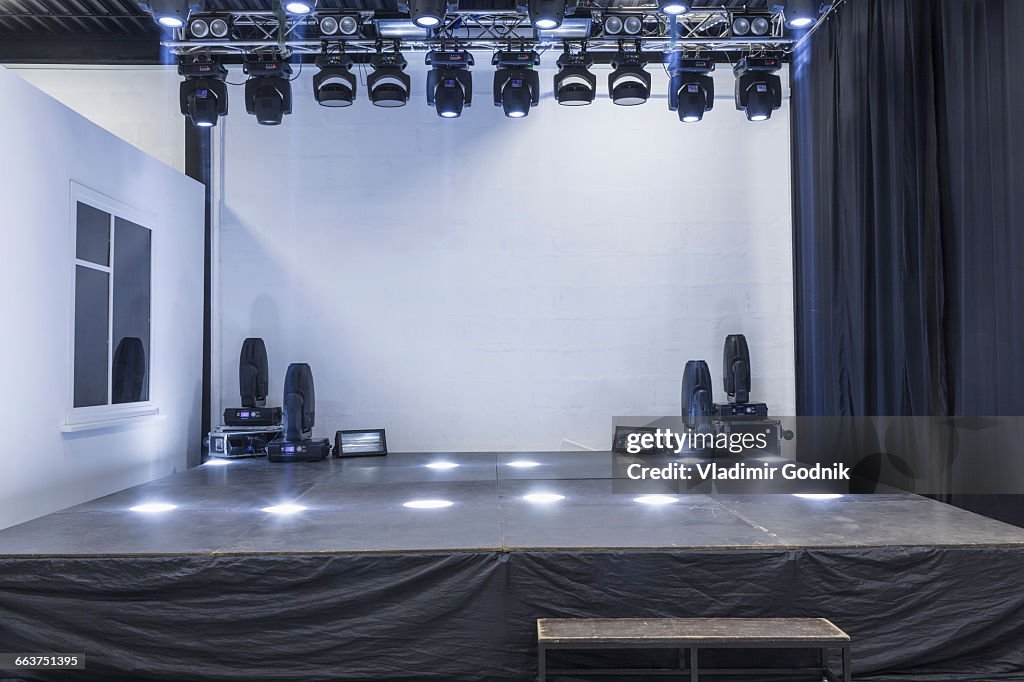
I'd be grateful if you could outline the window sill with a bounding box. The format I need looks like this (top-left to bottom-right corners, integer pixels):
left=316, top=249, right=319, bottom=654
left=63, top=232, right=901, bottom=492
left=61, top=411, right=165, bottom=434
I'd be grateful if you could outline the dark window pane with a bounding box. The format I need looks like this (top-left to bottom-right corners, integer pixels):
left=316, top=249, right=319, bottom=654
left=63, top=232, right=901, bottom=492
left=74, top=265, right=109, bottom=407
left=112, top=218, right=151, bottom=404
left=76, top=202, right=110, bottom=266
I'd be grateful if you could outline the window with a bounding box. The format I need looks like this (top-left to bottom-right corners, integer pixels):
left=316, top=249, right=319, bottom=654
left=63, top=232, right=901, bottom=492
left=69, top=184, right=154, bottom=425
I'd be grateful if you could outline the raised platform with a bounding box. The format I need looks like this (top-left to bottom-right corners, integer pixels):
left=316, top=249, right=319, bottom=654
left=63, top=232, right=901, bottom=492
left=1, top=452, right=1023, bottom=680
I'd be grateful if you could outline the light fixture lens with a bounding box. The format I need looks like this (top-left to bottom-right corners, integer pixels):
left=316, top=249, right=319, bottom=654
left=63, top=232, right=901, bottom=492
left=793, top=493, right=843, bottom=500
left=751, top=16, right=770, bottom=35
left=130, top=502, right=177, bottom=513
left=319, top=16, right=339, bottom=34
left=285, top=1, right=314, bottom=14
left=750, top=114, right=769, bottom=121
left=339, top=16, right=359, bottom=34
left=416, top=15, right=441, bottom=27
left=403, top=499, right=454, bottom=509
left=788, top=16, right=814, bottom=28
left=262, top=503, right=307, bottom=514
left=661, top=3, right=687, bottom=15
left=634, top=494, right=678, bottom=506
left=426, top=461, right=459, bottom=470
left=523, top=493, right=565, bottom=503
left=189, top=19, right=209, bottom=37
left=507, top=460, right=541, bottom=468
left=209, top=18, right=229, bottom=37
left=508, top=110, right=526, bottom=118
left=441, top=111, right=458, bottom=118
left=534, top=18, right=558, bottom=29
left=604, top=16, right=623, bottom=34
left=158, top=16, right=185, bottom=28
left=623, top=16, right=643, bottom=34
left=732, top=17, right=750, bottom=35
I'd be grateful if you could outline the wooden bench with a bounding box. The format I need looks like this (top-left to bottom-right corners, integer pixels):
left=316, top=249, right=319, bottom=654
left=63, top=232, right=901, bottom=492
left=537, top=617, right=851, bottom=681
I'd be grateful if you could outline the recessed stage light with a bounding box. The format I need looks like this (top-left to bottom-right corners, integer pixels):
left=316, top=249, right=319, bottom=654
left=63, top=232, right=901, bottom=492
left=262, top=503, right=308, bottom=514
left=426, top=461, right=459, bottom=470
left=634, top=495, right=678, bottom=506
left=523, top=493, right=565, bottom=503
left=204, top=458, right=232, bottom=466
left=130, top=503, right=178, bottom=513
left=403, top=499, right=454, bottom=509
left=507, top=460, right=541, bottom=468
left=793, top=493, right=843, bottom=500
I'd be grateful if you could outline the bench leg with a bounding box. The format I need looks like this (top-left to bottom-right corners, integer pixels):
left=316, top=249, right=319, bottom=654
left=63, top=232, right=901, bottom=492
left=690, top=647, right=698, bottom=682
left=842, top=645, right=851, bottom=682
left=538, top=644, right=546, bottom=682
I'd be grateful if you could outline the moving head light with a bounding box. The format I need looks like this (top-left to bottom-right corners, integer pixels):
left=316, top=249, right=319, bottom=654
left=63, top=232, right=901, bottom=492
left=666, top=54, right=714, bottom=123
left=140, top=0, right=202, bottom=29
left=368, top=51, right=411, bottom=107
left=244, top=58, right=293, bottom=125
left=492, top=51, right=540, bottom=118
left=722, top=334, right=751, bottom=404
left=609, top=48, right=651, bottom=106
left=178, top=59, right=228, bottom=127
left=734, top=55, right=782, bottom=121
left=681, top=359, right=714, bottom=431
left=554, top=50, right=596, bottom=106
left=426, top=49, right=474, bottom=118
left=314, top=53, right=357, bottom=107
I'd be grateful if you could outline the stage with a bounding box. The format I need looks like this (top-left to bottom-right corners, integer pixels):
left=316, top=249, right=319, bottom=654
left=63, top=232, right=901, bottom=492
left=1, top=452, right=1024, bottom=681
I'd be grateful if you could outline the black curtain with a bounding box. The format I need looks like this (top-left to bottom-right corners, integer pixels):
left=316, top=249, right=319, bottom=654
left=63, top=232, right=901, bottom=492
left=792, top=0, right=1024, bottom=522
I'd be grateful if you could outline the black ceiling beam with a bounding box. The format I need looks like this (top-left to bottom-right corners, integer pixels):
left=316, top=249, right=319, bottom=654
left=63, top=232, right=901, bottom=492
left=0, top=35, right=162, bottom=65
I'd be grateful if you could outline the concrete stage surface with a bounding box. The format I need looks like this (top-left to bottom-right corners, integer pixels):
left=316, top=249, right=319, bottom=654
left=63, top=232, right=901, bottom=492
left=1, top=452, right=1023, bottom=681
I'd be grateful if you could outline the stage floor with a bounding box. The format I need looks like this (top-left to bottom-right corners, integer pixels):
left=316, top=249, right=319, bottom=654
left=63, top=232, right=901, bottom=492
left=0, top=451, right=1022, bottom=555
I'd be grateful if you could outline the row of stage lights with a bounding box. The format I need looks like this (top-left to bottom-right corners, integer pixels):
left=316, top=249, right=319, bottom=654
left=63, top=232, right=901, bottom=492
left=179, top=50, right=784, bottom=126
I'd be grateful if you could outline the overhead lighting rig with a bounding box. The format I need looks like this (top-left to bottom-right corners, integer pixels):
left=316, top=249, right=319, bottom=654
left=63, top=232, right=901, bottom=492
left=313, top=52, right=357, bottom=107
left=243, top=57, right=293, bottom=125
left=553, top=47, right=596, bottom=106
left=493, top=51, right=541, bottom=118
left=733, top=55, right=782, bottom=121
left=178, top=58, right=228, bottom=127
left=776, top=0, right=826, bottom=29
left=400, top=0, right=450, bottom=29
left=519, top=0, right=571, bottom=30
left=140, top=0, right=202, bottom=29
left=188, top=15, right=230, bottom=39
left=368, top=47, right=412, bottom=107
left=318, top=14, right=361, bottom=37
left=426, top=49, right=474, bottom=118
left=666, top=53, right=714, bottom=123
left=608, top=44, right=650, bottom=106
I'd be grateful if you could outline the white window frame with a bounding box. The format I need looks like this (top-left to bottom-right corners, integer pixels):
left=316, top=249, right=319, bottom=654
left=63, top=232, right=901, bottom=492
left=66, top=182, right=158, bottom=428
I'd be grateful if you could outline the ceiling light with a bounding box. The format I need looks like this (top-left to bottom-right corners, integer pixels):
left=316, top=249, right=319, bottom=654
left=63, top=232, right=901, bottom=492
left=523, top=493, right=566, bottom=503
left=313, top=54, right=357, bottom=108
left=426, top=461, right=459, bottom=469
left=178, top=59, right=229, bottom=128
left=283, top=0, right=315, bottom=15
left=368, top=51, right=411, bottom=107
left=659, top=0, right=689, bottom=15
left=493, top=51, right=540, bottom=119
left=734, top=55, right=782, bottom=122
left=554, top=51, right=596, bottom=106
left=608, top=49, right=651, bottom=106
left=634, top=495, right=679, bottom=505
left=507, top=460, right=541, bottom=468
left=243, top=58, right=293, bottom=125
left=142, top=0, right=197, bottom=29
left=426, top=49, right=474, bottom=119
left=403, top=499, right=454, bottom=509
left=525, top=0, right=567, bottom=30
left=783, top=0, right=821, bottom=28
left=262, top=503, right=308, bottom=514
left=130, top=502, right=178, bottom=513
left=793, top=493, right=843, bottom=500
left=405, top=0, right=446, bottom=28
left=667, top=54, right=714, bottom=123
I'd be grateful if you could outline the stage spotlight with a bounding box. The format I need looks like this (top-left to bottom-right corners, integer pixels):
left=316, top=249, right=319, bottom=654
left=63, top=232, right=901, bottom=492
left=426, top=49, right=474, bottom=118
left=604, top=15, right=623, bottom=35
left=782, top=0, right=821, bottom=28
left=608, top=49, right=651, bottom=106
left=209, top=17, right=229, bottom=37
left=189, top=18, right=209, bottom=37
left=243, top=58, right=293, bottom=125
left=751, top=16, right=770, bottom=35
left=493, top=51, right=540, bottom=118
left=527, top=0, right=567, bottom=30
left=734, top=55, right=782, bottom=121
left=178, top=59, right=228, bottom=127
left=623, top=15, right=643, bottom=35
left=403, top=499, right=454, bottom=509
left=368, top=51, right=411, bottom=107
left=666, top=54, right=714, bottom=123
left=141, top=0, right=199, bottom=29
left=338, top=15, right=359, bottom=34
left=319, top=16, right=338, bottom=34
left=659, top=0, right=688, bottom=15
left=313, top=54, right=357, bottom=107
left=554, top=51, right=596, bottom=106
left=282, top=0, right=315, bottom=15
left=732, top=16, right=750, bottom=35
left=130, top=502, right=177, bottom=513
left=405, top=0, right=446, bottom=28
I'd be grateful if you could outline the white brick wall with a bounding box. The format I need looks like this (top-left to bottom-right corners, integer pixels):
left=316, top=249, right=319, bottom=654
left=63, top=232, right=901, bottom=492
left=217, top=58, right=796, bottom=451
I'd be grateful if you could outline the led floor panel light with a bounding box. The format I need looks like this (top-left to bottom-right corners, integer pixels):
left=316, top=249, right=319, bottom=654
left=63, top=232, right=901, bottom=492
left=244, top=58, right=293, bottom=125
left=426, top=49, right=474, bottom=118
left=734, top=55, right=782, bottom=121
left=314, top=54, right=357, bottom=107
left=667, top=54, right=714, bottom=122
left=178, top=59, right=228, bottom=127
left=493, top=51, right=540, bottom=118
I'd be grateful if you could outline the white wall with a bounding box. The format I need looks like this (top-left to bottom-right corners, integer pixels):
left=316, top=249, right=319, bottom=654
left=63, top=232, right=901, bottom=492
left=0, top=66, right=205, bottom=530
left=217, top=58, right=795, bottom=452
left=8, top=65, right=186, bottom=173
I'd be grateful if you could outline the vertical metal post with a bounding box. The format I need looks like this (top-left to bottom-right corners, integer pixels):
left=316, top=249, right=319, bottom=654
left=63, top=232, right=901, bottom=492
left=537, top=644, right=546, bottom=682
left=842, top=645, right=851, bottom=682
left=690, top=647, right=698, bottom=682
